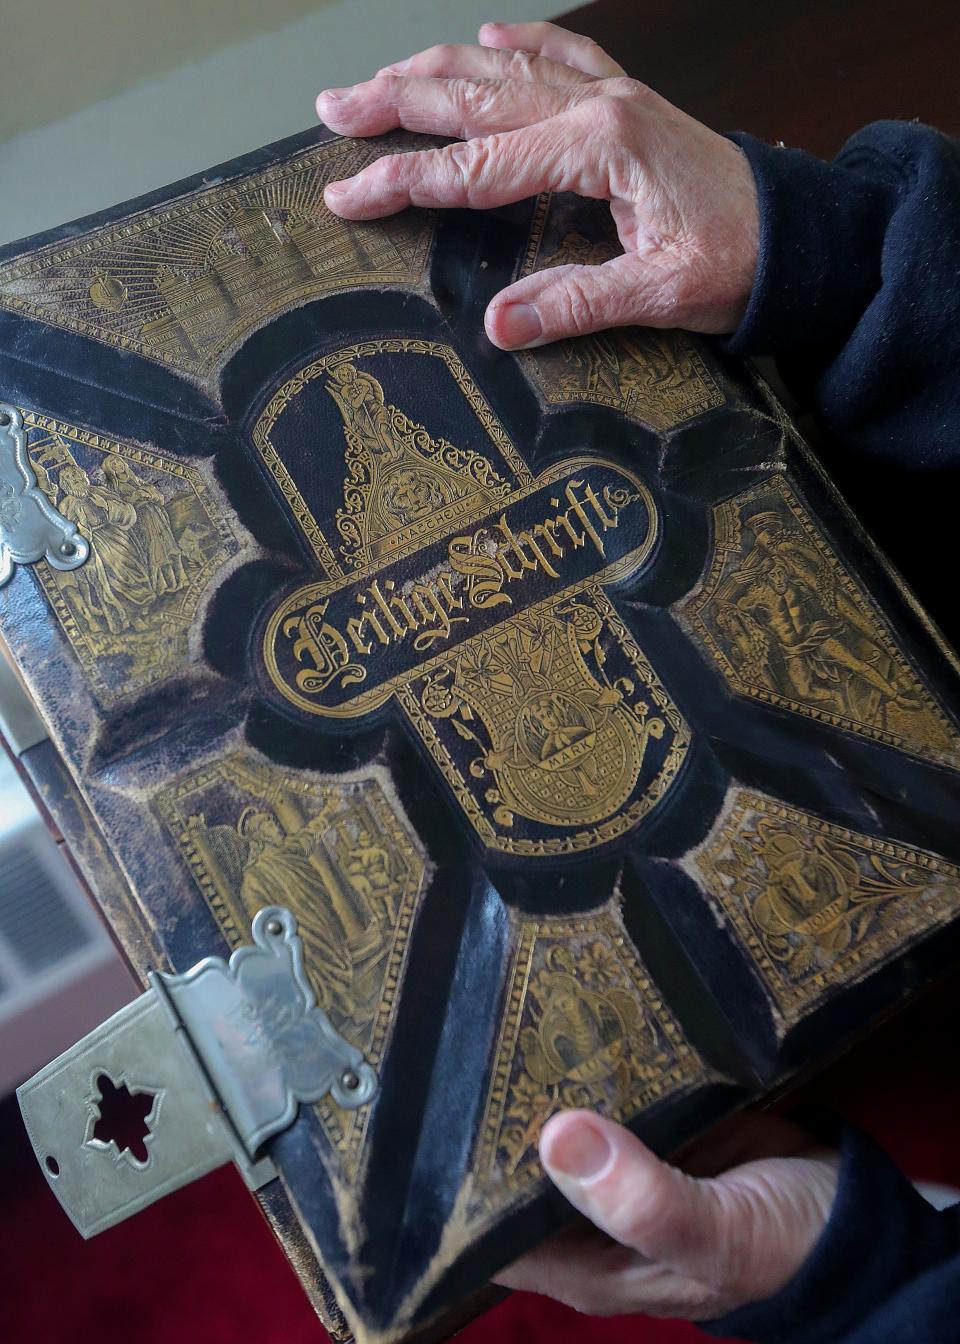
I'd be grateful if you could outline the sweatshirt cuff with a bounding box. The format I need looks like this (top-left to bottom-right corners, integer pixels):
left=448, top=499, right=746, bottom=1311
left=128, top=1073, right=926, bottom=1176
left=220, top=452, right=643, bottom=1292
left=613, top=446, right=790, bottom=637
left=701, top=1122, right=959, bottom=1343
left=722, top=133, right=900, bottom=359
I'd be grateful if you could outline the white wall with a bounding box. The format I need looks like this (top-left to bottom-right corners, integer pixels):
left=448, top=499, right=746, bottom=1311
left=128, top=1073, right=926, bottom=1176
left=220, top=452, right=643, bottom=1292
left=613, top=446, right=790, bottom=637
left=3, top=0, right=335, bottom=140
left=0, top=0, right=558, bottom=247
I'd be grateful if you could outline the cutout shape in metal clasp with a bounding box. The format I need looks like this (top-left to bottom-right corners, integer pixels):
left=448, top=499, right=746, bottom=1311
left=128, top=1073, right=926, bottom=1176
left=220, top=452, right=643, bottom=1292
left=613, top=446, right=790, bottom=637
left=17, top=906, right=378, bottom=1238
left=0, top=403, right=89, bottom=586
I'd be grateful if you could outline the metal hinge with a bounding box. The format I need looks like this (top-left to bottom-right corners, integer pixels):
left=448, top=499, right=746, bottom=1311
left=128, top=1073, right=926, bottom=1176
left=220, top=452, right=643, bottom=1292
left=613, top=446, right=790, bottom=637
left=17, top=906, right=378, bottom=1237
left=0, top=403, right=89, bottom=587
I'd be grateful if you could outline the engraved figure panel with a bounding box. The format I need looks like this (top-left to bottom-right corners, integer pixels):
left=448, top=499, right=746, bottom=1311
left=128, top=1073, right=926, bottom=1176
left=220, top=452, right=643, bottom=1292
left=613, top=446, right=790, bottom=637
left=155, top=754, right=427, bottom=1174
left=0, top=136, right=438, bottom=389
left=470, top=902, right=708, bottom=1218
left=21, top=412, right=240, bottom=704
left=679, top=477, right=960, bottom=767
left=690, top=789, right=960, bottom=1029
left=517, top=197, right=724, bottom=429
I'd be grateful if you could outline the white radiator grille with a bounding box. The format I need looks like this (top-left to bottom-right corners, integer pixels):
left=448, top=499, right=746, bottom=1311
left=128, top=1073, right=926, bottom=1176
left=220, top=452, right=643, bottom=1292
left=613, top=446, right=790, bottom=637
left=0, top=755, right=135, bottom=1092
left=0, top=842, right=92, bottom=983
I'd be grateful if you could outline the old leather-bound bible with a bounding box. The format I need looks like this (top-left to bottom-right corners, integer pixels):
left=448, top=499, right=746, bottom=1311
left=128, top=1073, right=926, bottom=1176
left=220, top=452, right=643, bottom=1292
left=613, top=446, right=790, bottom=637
left=1, top=126, right=959, bottom=1343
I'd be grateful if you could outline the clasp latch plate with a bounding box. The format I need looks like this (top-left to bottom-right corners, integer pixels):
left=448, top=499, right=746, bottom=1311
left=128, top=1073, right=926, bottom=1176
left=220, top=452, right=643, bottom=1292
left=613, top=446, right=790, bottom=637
left=0, top=403, right=89, bottom=587
left=17, top=906, right=378, bottom=1237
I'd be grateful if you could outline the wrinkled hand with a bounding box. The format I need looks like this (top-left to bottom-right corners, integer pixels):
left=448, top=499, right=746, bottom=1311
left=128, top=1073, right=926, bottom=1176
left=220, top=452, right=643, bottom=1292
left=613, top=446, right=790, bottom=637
left=316, top=21, right=759, bottom=349
left=493, top=1109, right=839, bottom=1321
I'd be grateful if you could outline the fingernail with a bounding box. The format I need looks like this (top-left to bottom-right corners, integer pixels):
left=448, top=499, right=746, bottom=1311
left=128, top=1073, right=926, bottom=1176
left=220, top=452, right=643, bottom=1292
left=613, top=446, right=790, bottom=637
left=382, top=56, right=412, bottom=73
left=319, top=87, right=350, bottom=104
left=324, top=182, right=349, bottom=203
left=544, top=1118, right=612, bottom=1184
left=495, top=302, right=542, bottom=348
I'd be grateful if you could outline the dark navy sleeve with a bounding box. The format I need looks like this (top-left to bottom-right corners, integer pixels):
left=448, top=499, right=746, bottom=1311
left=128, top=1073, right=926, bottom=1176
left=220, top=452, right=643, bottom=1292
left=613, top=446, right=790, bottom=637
left=725, top=122, right=960, bottom=471
left=721, top=120, right=960, bottom=646
left=702, top=1124, right=960, bottom=1343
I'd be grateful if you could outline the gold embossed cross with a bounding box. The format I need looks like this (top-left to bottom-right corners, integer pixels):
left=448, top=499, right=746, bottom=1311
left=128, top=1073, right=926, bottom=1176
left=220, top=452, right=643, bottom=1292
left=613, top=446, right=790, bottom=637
left=257, top=340, right=689, bottom=857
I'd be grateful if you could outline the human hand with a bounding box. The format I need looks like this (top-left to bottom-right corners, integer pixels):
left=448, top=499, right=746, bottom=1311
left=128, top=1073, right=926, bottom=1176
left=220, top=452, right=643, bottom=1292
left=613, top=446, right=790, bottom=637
left=492, top=1109, right=839, bottom=1321
left=316, top=21, right=759, bottom=349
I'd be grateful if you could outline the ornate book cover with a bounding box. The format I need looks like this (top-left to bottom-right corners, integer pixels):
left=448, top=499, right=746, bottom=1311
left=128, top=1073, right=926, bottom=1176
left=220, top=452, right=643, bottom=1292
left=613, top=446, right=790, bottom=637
left=1, top=126, right=959, bottom=1343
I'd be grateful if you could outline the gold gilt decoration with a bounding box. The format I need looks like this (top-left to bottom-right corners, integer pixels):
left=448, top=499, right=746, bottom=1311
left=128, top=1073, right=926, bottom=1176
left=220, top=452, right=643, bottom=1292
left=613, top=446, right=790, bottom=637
left=252, top=339, right=531, bottom=580
left=471, top=902, right=707, bottom=1213
left=691, top=789, right=960, bottom=1028
left=21, top=411, right=239, bottom=704
left=401, top=590, right=689, bottom=853
left=259, top=345, right=687, bottom=854
left=155, top=753, right=427, bottom=1175
left=520, top=322, right=724, bottom=430
left=679, top=477, right=960, bottom=768
left=0, top=135, right=437, bottom=389
left=517, top=198, right=724, bottom=430
left=328, top=360, right=513, bottom=571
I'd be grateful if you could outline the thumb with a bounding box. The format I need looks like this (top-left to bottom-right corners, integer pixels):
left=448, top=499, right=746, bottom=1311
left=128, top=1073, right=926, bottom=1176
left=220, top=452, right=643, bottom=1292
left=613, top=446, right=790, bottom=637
left=539, top=1110, right=729, bottom=1280
left=484, top=253, right=676, bottom=349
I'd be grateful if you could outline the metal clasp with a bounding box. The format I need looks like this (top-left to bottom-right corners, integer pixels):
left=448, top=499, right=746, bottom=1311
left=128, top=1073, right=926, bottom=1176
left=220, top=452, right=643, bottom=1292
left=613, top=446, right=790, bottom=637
left=17, top=906, right=378, bottom=1237
left=0, top=403, right=89, bottom=587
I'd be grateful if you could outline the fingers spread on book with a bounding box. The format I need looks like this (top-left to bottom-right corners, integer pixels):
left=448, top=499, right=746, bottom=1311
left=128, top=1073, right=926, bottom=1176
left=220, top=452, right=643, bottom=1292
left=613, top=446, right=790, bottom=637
left=317, top=22, right=759, bottom=344
left=373, top=41, right=598, bottom=87
left=478, top=20, right=627, bottom=79
left=317, top=74, right=592, bottom=140
left=484, top=255, right=682, bottom=350
left=323, top=110, right=611, bottom=218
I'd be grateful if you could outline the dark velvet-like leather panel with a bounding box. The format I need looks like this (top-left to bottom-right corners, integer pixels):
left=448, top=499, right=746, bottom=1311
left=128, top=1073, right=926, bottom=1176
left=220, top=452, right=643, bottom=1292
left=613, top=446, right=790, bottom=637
left=2, top=125, right=960, bottom=1343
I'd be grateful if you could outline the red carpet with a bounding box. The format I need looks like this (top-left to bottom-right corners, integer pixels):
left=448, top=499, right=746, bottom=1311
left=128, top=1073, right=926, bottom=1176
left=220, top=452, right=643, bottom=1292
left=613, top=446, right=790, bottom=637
left=3, top=971, right=958, bottom=1344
